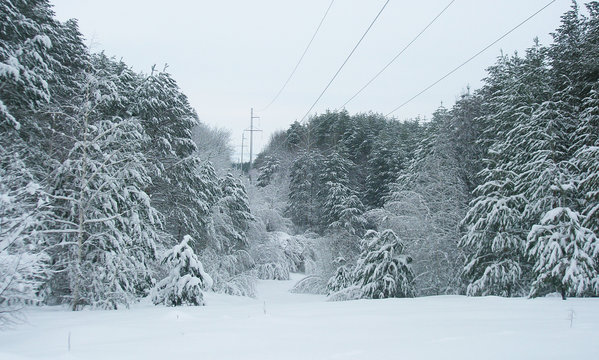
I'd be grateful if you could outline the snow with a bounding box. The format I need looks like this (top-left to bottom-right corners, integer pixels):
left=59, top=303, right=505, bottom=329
left=1, top=273, right=598, bottom=360
left=33, top=34, right=52, bottom=49
left=0, top=60, right=20, bottom=81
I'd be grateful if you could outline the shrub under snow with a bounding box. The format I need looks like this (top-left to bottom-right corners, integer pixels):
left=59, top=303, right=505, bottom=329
left=327, top=285, right=364, bottom=302
left=151, top=236, right=213, bottom=306
left=290, top=275, right=327, bottom=295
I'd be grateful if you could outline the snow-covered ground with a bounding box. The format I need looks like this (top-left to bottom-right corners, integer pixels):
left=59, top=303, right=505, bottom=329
left=2, top=274, right=598, bottom=360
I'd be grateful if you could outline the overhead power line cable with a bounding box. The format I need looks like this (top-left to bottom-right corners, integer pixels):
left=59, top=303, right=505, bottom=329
left=259, top=0, right=336, bottom=112
left=386, top=0, right=556, bottom=117
left=300, top=0, right=391, bottom=123
left=340, top=0, right=455, bottom=109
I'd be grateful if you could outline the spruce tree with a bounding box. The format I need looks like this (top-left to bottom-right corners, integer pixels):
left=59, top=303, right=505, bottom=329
left=527, top=205, right=598, bottom=299
left=46, top=66, right=159, bottom=310
left=520, top=92, right=594, bottom=299
left=460, top=44, right=551, bottom=296
left=319, top=150, right=365, bottom=232
left=353, top=230, right=414, bottom=299
left=326, top=257, right=353, bottom=295
left=365, top=123, right=407, bottom=208
left=152, top=235, right=213, bottom=306
left=574, top=83, right=599, bottom=237
left=287, top=150, right=324, bottom=227
left=213, top=173, right=254, bottom=252
left=0, top=0, right=56, bottom=129
left=256, top=155, right=280, bottom=187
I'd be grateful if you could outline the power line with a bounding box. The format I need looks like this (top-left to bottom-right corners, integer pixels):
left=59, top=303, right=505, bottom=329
left=340, top=0, right=455, bottom=110
left=300, top=0, right=391, bottom=123
left=259, top=0, right=335, bottom=112
left=386, top=0, right=556, bottom=117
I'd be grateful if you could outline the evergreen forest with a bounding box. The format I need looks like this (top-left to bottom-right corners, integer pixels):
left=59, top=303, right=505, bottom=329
left=1, top=0, right=598, bottom=326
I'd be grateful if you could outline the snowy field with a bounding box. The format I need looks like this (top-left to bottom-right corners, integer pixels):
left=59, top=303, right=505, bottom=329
left=1, top=274, right=598, bottom=360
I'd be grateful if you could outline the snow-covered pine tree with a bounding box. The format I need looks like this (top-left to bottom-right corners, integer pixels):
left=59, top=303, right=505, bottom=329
left=521, top=88, right=596, bottom=299
left=326, top=257, right=353, bottom=295
left=285, top=121, right=306, bottom=151
left=460, top=44, right=551, bottom=296
left=213, top=173, right=254, bottom=252
left=329, top=192, right=367, bottom=237
left=365, top=123, right=408, bottom=208
left=0, top=2, right=100, bottom=310
left=256, top=155, right=280, bottom=187
left=152, top=235, right=213, bottom=306
left=516, top=15, right=595, bottom=297
left=317, top=150, right=367, bottom=236
left=527, top=204, right=598, bottom=299
left=353, top=230, right=414, bottom=299
left=322, top=182, right=351, bottom=225
left=524, top=1, right=599, bottom=298
left=320, top=150, right=352, bottom=189
left=571, top=2, right=599, bottom=236
left=0, top=0, right=56, bottom=130
left=450, top=91, right=485, bottom=192
left=46, top=65, right=159, bottom=310
left=287, top=150, right=324, bottom=227
left=132, top=68, right=218, bottom=246
left=569, top=61, right=599, bottom=295
left=574, top=83, right=599, bottom=239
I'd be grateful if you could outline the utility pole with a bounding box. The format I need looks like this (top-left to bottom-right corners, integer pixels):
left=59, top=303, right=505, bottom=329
left=240, top=132, right=245, bottom=173
left=245, top=108, right=262, bottom=180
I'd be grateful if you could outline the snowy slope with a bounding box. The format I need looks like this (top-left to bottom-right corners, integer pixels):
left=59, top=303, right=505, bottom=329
left=1, top=273, right=598, bottom=360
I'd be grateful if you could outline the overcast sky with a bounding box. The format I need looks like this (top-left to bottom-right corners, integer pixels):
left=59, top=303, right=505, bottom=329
left=50, top=0, right=572, bottom=161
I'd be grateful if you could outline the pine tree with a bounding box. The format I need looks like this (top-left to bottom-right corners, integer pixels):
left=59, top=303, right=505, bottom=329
left=328, top=192, right=367, bottom=236
left=320, top=150, right=352, bottom=188
left=527, top=204, right=598, bottom=299
left=0, top=0, right=56, bottom=130
left=460, top=44, right=551, bottom=296
left=353, top=230, right=414, bottom=299
left=365, top=123, right=407, bottom=207
left=287, top=150, right=324, bottom=227
left=152, top=235, right=213, bottom=306
left=520, top=91, right=594, bottom=299
left=326, top=257, right=353, bottom=294
left=285, top=121, right=306, bottom=150
left=213, top=173, right=254, bottom=252
left=450, top=91, right=485, bottom=191
left=256, top=155, right=280, bottom=187
left=46, top=66, right=159, bottom=310
left=132, top=67, right=217, bottom=246
left=574, top=83, right=599, bottom=237
left=319, top=150, right=365, bottom=232
left=568, top=2, right=599, bottom=256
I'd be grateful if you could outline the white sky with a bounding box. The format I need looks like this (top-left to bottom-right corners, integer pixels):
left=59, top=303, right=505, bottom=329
left=50, top=0, right=572, bottom=161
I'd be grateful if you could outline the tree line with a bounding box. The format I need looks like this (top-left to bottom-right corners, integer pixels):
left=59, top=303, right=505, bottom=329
left=1, top=0, right=254, bottom=322
left=256, top=2, right=599, bottom=300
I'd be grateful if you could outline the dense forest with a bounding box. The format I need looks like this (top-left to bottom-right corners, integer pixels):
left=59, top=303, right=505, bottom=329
left=1, top=0, right=598, bottom=325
